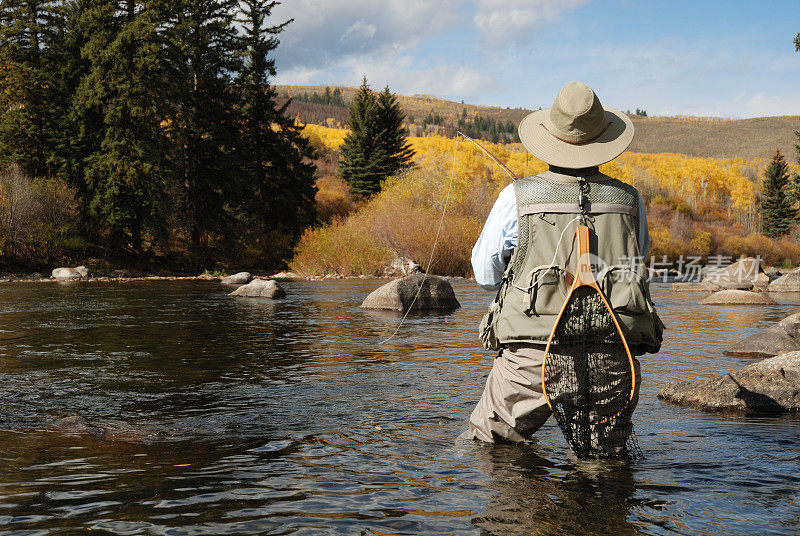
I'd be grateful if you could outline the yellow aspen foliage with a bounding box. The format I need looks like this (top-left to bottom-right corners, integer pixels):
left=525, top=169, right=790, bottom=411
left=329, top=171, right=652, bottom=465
left=293, top=125, right=800, bottom=275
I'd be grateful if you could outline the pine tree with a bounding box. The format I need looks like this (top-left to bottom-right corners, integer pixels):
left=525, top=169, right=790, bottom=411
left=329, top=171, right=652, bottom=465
left=375, top=85, right=414, bottom=175
left=156, top=0, right=242, bottom=263
left=73, top=0, right=165, bottom=250
left=0, top=0, right=66, bottom=177
left=339, top=77, right=386, bottom=197
left=237, top=0, right=316, bottom=265
left=759, top=150, right=796, bottom=237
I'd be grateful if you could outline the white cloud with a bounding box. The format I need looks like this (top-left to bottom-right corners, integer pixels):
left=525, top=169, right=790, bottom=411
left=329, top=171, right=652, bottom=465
left=272, top=0, right=462, bottom=71
left=340, top=21, right=377, bottom=42
left=472, top=0, right=591, bottom=44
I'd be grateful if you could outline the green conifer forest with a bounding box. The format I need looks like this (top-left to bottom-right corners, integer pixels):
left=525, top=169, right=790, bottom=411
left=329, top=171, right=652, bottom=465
left=0, top=0, right=316, bottom=271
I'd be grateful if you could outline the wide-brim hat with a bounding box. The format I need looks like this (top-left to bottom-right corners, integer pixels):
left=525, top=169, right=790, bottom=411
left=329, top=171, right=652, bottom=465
left=518, top=81, right=633, bottom=168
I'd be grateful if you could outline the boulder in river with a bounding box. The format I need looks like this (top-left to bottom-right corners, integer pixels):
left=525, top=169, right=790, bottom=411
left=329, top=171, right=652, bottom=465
left=768, top=267, right=800, bottom=292
left=222, top=271, right=252, bottom=285
left=698, top=289, right=776, bottom=305
left=658, top=351, right=800, bottom=413
left=701, top=256, right=763, bottom=290
left=725, top=311, right=800, bottom=358
left=52, top=266, right=89, bottom=281
left=229, top=278, right=285, bottom=299
left=361, top=273, right=460, bottom=311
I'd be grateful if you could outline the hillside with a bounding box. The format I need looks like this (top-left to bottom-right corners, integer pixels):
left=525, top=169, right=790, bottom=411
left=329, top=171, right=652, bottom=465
left=278, top=85, right=799, bottom=161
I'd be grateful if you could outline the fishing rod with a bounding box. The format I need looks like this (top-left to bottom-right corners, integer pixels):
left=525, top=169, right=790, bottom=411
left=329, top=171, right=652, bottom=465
left=456, top=131, right=519, bottom=182
left=379, top=132, right=519, bottom=345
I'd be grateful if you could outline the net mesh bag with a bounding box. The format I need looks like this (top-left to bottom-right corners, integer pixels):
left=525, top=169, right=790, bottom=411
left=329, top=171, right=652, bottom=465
left=544, top=286, right=643, bottom=460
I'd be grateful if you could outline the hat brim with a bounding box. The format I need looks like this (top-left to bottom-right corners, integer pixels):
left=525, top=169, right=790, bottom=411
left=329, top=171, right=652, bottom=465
left=518, top=107, right=634, bottom=168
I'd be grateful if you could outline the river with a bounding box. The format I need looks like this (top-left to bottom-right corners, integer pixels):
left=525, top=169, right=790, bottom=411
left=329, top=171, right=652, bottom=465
left=0, top=279, right=798, bottom=535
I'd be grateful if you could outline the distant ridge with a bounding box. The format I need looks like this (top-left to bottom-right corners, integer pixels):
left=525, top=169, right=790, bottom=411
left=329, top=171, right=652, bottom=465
left=277, top=84, right=799, bottom=161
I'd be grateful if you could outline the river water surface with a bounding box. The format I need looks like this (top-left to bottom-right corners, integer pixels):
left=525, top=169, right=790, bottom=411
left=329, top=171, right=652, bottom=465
left=0, top=279, right=799, bottom=535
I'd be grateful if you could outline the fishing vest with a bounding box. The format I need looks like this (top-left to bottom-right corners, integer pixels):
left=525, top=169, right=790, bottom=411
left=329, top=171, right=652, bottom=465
left=480, top=170, right=664, bottom=354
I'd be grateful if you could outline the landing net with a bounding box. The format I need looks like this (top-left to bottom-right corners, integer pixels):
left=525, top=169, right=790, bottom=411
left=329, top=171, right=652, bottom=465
left=543, top=286, right=643, bottom=460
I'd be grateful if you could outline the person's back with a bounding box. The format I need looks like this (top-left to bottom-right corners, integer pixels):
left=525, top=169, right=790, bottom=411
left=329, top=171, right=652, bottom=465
left=462, top=82, right=664, bottom=445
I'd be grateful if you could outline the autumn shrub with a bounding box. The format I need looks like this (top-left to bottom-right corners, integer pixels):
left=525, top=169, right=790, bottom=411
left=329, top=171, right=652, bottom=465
left=291, top=142, right=507, bottom=277
left=315, top=175, right=358, bottom=223
left=0, top=164, right=83, bottom=266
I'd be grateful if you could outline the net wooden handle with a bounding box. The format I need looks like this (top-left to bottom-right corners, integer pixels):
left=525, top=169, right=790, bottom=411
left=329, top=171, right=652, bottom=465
left=574, top=225, right=597, bottom=286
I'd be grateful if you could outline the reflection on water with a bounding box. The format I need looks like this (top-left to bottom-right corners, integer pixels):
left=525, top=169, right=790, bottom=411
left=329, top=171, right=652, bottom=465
left=0, top=280, right=799, bottom=534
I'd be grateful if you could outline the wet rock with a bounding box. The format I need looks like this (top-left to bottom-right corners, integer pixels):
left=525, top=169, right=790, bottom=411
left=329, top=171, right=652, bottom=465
left=768, top=267, right=800, bottom=292
left=229, top=278, right=285, bottom=299
left=111, top=269, right=131, bottom=278
left=698, top=289, right=777, bottom=305
left=658, top=351, right=800, bottom=413
left=52, top=266, right=89, bottom=281
left=383, top=256, right=422, bottom=277
left=361, top=273, right=460, bottom=311
left=725, top=312, right=800, bottom=358
left=221, top=271, right=252, bottom=285
left=29, top=272, right=43, bottom=280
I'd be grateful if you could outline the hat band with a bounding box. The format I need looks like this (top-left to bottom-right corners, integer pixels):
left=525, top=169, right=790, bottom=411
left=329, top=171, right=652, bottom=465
left=540, top=121, right=612, bottom=145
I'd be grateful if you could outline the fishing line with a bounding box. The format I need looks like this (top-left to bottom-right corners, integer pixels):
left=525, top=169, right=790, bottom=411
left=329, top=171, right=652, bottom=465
left=378, top=135, right=460, bottom=345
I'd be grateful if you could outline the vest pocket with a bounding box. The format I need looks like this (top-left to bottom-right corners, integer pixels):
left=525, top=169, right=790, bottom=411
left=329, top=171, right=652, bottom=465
left=599, top=266, right=647, bottom=314
left=523, top=265, right=569, bottom=317
left=479, top=299, right=501, bottom=351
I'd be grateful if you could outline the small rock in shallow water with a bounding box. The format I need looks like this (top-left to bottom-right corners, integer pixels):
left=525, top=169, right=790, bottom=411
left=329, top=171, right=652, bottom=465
left=229, top=279, right=285, bottom=299
left=698, top=289, right=776, bottom=305
left=52, top=266, right=88, bottom=281
left=361, top=273, right=459, bottom=311
left=658, top=351, right=800, bottom=413
left=222, top=271, right=252, bottom=285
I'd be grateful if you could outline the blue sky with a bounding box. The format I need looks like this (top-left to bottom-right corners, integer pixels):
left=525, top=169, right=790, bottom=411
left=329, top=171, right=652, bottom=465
left=271, top=1, right=800, bottom=118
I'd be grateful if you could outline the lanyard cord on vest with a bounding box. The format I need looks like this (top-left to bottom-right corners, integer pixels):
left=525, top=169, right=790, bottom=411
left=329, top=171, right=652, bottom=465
left=509, top=175, right=589, bottom=292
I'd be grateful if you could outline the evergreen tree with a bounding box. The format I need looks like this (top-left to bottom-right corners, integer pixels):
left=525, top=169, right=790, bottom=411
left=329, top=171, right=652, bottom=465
left=759, top=150, right=796, bottom=237
left=73, top=0, right=165, bottom=250
left=237, top=0, right=316, bottom=265
left=375, top=85, right=414, bottom=175
left=156, top=0, right=242, bottom=262
left=0, top=0, right=66, bottom=177
left=338, top=77, right=386, bottom=197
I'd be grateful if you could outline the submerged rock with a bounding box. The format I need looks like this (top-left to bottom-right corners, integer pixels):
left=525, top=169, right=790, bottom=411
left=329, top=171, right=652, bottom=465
left=698, top=289, right=776, bottom=305
left=229, top=278, right=285, bottom=299
left=51, top=415, right=151, bottom=442
left=222, top=271, right=252, bottom=285
left=658, top=351, right=800, bottom=413
left=725, top=312, right=800, bottom=358
left=768, top=267, right=800, bottom=292
left=52, top=266, right=89, bottom=281
left=361, top=273, right=460, bottom=311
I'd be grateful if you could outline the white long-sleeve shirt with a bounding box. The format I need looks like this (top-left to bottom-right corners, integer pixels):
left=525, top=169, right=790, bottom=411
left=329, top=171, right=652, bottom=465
left=471, top=183, right=651, bottom=290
